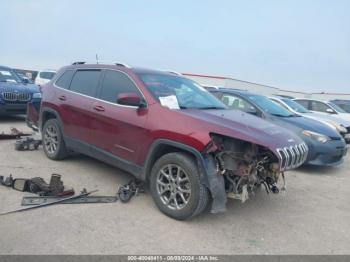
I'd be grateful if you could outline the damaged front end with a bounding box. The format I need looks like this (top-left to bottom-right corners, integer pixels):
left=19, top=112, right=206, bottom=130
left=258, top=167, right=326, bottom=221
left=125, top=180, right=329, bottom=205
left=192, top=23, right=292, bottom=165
left=202, top=134, right=307, bottom=213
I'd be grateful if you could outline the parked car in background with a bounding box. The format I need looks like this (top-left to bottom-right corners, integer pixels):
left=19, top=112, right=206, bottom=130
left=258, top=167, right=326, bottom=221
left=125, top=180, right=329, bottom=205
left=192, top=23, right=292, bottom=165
left=329, top=99, right=350, bottom=113
left=0, top=65, right=41, bottom=116
left=269, top=96, right=350, bottom=143
left=210, top=88, right=347, bottom=167
left=29, top=62, right=309, bottom=220
left=293, top=98, right=350, bottom=122
left=35, top=70, right=56, bottom=86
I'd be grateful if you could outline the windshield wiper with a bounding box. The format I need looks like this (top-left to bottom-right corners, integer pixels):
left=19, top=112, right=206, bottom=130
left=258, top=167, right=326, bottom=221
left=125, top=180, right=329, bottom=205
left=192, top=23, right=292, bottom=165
left=271, top=113, right=294, bottom=117
left=198, top=106, right=226, bottom=110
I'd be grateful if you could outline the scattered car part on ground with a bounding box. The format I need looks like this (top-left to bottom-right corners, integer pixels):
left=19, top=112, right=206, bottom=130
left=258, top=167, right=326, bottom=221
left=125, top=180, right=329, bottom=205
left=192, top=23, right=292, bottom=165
left=21, top=194, right=118, bottom=206
left=29, top=62, right=309, bottom=220
left=0, top=65, right=41, bottom=116
left=0, top=174, right=74, bottom=197
left=0, top=127, right=32, bottom=139
left=0, top=174, right=14, bottom=187
left=210, top=88, right=347, bottom=167
left=0, top=189, right=98, bottom=216
left=117, top=178, right=144, bottom=203
left=15, top=136, right=42, bottom=151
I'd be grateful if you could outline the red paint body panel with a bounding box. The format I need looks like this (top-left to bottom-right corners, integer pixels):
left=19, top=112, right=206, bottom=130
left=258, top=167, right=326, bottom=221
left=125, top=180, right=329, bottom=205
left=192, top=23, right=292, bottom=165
left=38, top=64, right=304, bottom=169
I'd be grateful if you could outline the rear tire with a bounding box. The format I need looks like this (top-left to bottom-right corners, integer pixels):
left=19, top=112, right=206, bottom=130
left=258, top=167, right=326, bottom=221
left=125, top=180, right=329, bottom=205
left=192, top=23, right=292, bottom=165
left=42, top=119, right=68, bottom=160
left=150, top=152, right=210, bottom=220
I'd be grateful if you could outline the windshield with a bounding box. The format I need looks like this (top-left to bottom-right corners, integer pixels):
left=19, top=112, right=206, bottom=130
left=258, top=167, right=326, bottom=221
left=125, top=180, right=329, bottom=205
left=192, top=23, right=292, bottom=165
left=138, top=73, right=227, bottom=109
left=248, top=95, right=294, bottom=117
left=0, top=69, right=21, bottom=83
left=282, top=98, right=309, bottom=113
left=328, top=102, right=346, bottom=113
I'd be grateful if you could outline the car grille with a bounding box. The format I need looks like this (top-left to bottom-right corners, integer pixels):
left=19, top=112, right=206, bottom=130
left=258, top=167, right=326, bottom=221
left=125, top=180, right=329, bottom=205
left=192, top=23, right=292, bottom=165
left=276, top=143, right=308, bottom=171
left=1, top=92, right=31, bottom=102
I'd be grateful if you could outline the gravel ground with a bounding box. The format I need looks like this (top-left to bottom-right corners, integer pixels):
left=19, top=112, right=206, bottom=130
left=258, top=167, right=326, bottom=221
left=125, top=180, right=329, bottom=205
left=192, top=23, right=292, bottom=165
left=0, top=115, right=349, bottom=255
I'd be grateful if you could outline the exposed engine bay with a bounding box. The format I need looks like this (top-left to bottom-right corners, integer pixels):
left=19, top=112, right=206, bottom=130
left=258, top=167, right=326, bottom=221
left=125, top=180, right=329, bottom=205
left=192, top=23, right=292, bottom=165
left=204, top=134, right=285, bottom=212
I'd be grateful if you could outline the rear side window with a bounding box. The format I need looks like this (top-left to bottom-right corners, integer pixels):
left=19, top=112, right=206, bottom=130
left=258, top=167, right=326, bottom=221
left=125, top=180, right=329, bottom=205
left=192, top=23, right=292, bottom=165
left=55, top=70, right=75, bottom=89
left=99, top=70, right=142, bottom=103
left=70, top=70, right=101, bottom=97
left=295, top=100, right=309, bottom=109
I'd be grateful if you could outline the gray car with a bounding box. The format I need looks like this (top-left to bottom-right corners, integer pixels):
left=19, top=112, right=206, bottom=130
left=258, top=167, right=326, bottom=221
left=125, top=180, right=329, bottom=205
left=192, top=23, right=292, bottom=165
left=270, top=96, right=350, bottom=144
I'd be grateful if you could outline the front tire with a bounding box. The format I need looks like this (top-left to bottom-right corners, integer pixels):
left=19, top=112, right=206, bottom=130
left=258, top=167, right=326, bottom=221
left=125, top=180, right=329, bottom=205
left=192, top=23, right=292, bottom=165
left=42, top=119, right=68, bottom=160
left=150, top=152, right=210, bottom=220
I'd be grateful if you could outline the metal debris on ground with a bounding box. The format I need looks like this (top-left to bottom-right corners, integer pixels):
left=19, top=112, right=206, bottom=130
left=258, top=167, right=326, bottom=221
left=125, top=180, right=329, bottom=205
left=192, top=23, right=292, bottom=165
left=0, top=127, right=32, bottom=140
left=117, top=178, right=144, bottom=203
left=22, top=194, right=118, bottom=205
left=15, top=137, right=42, bottom=151
left=0, top=189, right=98, bottom=216
left=0, top=174, right=74, bottom=197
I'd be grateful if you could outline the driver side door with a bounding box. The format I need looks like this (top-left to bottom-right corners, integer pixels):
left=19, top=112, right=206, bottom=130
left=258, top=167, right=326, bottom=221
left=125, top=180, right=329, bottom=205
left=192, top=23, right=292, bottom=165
left=89, top=69, right=149, bottom=164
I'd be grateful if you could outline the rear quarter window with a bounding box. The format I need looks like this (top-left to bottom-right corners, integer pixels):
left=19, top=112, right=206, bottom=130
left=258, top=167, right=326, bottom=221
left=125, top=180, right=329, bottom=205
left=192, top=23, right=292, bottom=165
left=69, top=70, right=101, bottom=97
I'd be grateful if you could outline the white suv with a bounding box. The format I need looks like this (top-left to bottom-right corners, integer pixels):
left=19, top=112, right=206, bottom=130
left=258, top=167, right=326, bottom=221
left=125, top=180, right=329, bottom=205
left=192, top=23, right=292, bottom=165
left=35, top=70, right=56, bottom=86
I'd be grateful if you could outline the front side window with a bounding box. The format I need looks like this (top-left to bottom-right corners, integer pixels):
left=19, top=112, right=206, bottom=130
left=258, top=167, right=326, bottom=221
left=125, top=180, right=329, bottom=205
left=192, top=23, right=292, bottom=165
left=137, top=73, right=226, bottom=109
left=248, top=95, right=294, bottom=117
left=0, top=69, right=21, bottom=83
left=100, top=70, right=142, bottom=104
left=69, top=70, right=101, bottom=97
left=282, top=98, right=309, bottom=113
left=55, top=70, right=75, bottom=89
left=221, top=94, right=257, bottom=114
left=311, top=101, right=330, bottom=112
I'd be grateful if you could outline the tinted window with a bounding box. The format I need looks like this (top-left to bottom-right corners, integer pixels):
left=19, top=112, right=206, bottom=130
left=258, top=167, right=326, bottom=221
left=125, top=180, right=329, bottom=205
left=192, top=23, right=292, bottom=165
left=294, top=100, right=309, bottom=109
left=55, top=70, right=75, bottom=89
left=39, top=71, right=56, bottom=80
left=100, top=70, right=142, bottom=103
left=70, top=70, right=101, bottom=97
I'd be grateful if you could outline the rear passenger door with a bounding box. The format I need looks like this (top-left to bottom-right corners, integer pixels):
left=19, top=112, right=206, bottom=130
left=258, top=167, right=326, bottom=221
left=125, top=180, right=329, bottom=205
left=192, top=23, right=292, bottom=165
left=89, top=69, right=148, bottom=164
left=58, top=69, right=102, bottom=144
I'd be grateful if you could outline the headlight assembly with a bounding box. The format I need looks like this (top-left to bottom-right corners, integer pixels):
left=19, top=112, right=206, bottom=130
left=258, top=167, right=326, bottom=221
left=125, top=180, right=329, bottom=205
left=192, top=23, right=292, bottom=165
left=326, top=120, right=347, bottom=134
left=302, top=130, right=330, bottom=143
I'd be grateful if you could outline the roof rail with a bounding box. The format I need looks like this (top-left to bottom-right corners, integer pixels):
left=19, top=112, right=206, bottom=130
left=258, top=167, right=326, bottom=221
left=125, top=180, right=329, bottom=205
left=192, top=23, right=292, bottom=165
left=115, top=62, right=131, bottom=68
left=165, top=70, right=182, bottom=76
left=72, top=61, right=86, bottom=65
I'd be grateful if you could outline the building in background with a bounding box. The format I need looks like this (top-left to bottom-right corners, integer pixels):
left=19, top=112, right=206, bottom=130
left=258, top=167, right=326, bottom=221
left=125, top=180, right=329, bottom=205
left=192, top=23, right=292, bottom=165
left=183, top=73, right=350, bottom=101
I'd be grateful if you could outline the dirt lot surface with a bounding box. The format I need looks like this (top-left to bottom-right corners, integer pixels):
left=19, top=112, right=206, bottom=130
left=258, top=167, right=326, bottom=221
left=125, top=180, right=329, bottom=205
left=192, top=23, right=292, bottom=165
left=0, top=116, right=349, bottom=255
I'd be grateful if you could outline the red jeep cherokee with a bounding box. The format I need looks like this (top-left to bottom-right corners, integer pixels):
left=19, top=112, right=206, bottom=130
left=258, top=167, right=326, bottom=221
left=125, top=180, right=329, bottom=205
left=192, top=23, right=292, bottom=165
left=37, top=62, right=308, bottom=220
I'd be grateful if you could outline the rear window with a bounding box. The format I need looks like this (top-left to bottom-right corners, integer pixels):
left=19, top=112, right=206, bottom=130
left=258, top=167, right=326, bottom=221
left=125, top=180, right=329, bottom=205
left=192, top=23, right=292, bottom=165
left=69, top=70, right=101, bottom=97
left=39, top=71, right=56, bottom=80
left=55, top=70, right=75, bottom=89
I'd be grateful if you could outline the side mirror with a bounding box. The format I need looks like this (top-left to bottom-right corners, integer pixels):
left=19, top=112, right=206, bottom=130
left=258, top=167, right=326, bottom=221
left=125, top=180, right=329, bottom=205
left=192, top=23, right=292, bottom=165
left=326, top=108, right=335, bottom=114
left=12, top=178, right=29, bottom=191
left=117, top=93, right=145, bottom=107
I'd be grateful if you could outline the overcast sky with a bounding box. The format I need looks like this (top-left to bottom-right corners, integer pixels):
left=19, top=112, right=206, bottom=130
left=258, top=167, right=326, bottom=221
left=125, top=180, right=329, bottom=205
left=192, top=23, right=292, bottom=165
left=1, top=0, right=349, bottom=93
